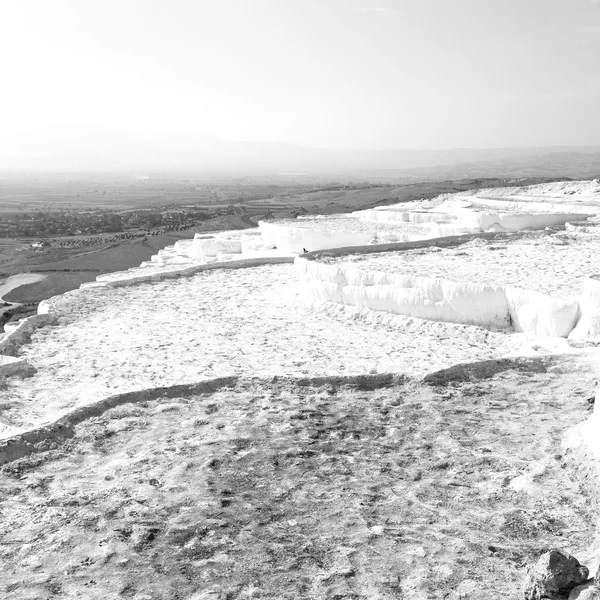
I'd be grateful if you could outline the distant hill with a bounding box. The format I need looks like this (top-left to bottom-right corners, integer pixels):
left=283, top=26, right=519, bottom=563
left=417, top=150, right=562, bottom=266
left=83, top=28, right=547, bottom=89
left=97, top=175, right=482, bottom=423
left=1, top=133, right=599, bottom=178
left=391, top=151, right=600, bottom=180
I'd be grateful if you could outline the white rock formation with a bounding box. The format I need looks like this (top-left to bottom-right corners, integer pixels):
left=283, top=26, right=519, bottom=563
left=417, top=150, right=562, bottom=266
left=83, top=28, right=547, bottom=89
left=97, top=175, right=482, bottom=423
left=259, top=220, right=374, bottom=254
left=296, top=257, right=512, bottom=330
left=296, top=257, right=582, bottom=337
left=570, top=276, right=600, bottom=342
left=191, top=232, right=243, bottom=258
left=358, top=206, right=589, bottom=234
left=259, top=183, right=600, bottom=255
left=506, top=287, right=580, bottom=338
left=458, top=210, right=590, bottom=232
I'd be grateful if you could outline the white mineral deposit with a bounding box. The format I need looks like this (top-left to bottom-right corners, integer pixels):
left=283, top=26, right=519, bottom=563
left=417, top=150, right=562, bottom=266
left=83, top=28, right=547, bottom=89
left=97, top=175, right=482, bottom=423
left=3, top=2, right=600, bottom=596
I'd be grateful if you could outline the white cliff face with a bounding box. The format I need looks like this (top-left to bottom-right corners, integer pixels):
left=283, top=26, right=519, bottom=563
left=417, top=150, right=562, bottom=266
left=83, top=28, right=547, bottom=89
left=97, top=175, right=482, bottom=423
left=295, top=257, right=583, bottom=337
left=570, top=276, right=600, bottom=343
left=505, top=288, right=580, bottom=338
left=354, top=209, right=457, bottom=224
left=296, top=257, right=511, bottom=330
left=358, top=206, right=590, bottom=234
left=191, top=232, right=243, bottom=257
left=323, top=236, right=600, bottom=297
left=457, top=210, right=592, bottom=232
left=258, top=220, right=375, bottom=254
left=258, top=183, right=600, bottom=255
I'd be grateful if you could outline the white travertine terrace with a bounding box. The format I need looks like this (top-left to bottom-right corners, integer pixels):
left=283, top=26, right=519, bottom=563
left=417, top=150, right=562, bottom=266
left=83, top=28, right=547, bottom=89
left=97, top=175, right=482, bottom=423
left=82, top=178, right=598, bottom=520
left=256, top=180, right=600, bottom=253
left=190, top=229, right=291, bottom=260
left=2, top=264, right=530, bottom=438
left=45, top=180, right=600, bottom=346
left=275, top=181, right=600, bottom=342
left=1, top=179, right=600, bottom=570
left=295, top=256, right=581, bottom=338
left=318, top=237, right=599, bottom=296
left=357, top=206, right=589, bottom=232
left=25, top=180, right=597, bottom=345
left=191, top=232, right=242, bottom=257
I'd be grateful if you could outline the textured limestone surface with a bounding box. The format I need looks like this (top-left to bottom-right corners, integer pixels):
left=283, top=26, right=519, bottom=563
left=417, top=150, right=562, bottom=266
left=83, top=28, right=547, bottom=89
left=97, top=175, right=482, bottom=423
left=0, top=263, right=531, bottom=436
left=1, top=362, right=598, bottom=600
left=322, top=232, right=599, bottom=297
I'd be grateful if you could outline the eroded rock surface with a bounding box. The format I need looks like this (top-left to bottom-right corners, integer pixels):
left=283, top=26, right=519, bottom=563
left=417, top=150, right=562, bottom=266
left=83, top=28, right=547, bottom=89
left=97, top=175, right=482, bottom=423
left=524, top=550, right=589, bottom=600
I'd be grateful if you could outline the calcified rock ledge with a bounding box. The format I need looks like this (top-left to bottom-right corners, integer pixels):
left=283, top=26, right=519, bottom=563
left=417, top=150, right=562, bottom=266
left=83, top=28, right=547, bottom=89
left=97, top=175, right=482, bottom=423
left=1, top=180, right=600, bottom=595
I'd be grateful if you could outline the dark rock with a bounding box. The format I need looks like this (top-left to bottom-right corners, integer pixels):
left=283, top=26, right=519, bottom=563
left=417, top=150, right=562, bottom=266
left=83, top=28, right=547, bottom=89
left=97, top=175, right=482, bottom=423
left=523, top=549, right=589, bottom=599
left=568, top=581, right=600, bottom=600
left=569, top=563, right=600, bottom=600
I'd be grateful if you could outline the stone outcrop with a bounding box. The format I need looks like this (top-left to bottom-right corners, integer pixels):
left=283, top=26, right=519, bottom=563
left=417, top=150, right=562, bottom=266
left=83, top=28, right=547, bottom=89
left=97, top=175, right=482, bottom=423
left=523, top=550, right=589, bottom=600
left=0, top=355, right=35, bottom=378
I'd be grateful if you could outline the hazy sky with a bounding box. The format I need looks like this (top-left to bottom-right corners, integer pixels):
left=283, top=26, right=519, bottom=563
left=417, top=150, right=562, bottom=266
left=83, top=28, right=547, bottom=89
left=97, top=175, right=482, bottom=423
left=1, top=0, right=599, bottom=157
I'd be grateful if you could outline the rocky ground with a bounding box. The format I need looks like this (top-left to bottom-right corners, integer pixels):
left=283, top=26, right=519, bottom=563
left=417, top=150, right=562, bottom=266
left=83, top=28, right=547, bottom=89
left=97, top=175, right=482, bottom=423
left=1, top=355, right=598, bottom=599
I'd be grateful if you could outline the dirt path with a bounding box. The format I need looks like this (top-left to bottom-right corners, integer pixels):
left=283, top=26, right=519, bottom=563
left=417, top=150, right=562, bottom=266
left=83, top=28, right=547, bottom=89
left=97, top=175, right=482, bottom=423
left=1, top=358, right=596, bottom=599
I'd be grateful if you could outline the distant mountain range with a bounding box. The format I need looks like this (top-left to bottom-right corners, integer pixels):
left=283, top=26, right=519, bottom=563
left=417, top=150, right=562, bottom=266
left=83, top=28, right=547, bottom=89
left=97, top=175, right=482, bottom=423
left=2, top=133, right=599, bottom=178
left=389, top=149, right=600, bottom=180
